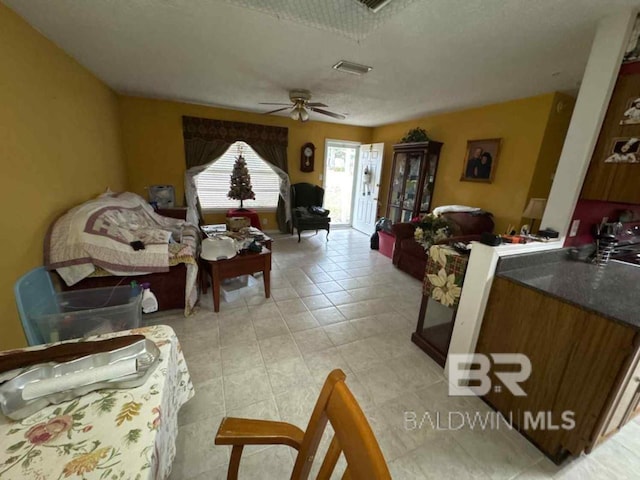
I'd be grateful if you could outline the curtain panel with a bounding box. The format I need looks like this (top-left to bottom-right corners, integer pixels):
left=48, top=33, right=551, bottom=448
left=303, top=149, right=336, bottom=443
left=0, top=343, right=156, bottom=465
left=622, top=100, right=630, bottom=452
left=182, top=116, right=290, bottom=232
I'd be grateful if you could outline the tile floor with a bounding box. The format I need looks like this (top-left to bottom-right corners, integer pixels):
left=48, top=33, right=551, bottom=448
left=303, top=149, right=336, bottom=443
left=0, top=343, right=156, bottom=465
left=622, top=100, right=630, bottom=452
left=148, top=229, right=640, bottom=479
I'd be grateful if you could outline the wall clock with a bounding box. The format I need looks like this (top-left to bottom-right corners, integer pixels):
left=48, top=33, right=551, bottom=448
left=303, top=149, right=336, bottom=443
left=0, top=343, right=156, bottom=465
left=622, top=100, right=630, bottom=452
left=301, top=142, right=315, bottom=172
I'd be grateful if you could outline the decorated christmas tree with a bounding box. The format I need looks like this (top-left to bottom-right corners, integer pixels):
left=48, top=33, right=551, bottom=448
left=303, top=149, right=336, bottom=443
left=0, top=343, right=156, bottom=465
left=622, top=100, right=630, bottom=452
left=228, top=153, right=255, bottom=209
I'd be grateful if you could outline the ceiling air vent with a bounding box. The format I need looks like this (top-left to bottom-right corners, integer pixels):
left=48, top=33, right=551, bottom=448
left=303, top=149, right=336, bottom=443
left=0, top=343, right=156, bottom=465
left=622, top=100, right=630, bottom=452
left=355, top=0, right=394, bottom=13
left=332, top=60, right=373, bottom=76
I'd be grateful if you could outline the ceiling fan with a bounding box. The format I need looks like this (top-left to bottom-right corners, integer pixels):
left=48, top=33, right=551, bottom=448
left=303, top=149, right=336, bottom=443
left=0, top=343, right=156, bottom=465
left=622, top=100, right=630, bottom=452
left=260, top=90, right=346, bottom=122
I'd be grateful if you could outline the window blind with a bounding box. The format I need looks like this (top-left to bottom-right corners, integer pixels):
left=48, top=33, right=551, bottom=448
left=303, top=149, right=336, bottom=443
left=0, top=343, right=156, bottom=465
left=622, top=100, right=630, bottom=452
left=196, top=141, right=280, bottom=210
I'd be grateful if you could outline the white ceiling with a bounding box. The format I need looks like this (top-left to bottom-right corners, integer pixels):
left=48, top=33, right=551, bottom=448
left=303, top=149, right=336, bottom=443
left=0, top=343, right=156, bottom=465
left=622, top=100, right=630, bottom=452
left=4, top=0, right=640, bottom=127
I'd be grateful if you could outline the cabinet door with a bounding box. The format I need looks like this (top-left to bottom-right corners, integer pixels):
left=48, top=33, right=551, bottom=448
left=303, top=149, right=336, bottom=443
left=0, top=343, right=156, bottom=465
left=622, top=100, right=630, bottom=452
left=608, top=164, right=640, bottom=203
left=419, top=152, right=439, bottom=213
left=402, top=153, right=422, bottom=218
left=387, top=153, right=407, bottom=223
left=602, top=350, right=640, bottom=436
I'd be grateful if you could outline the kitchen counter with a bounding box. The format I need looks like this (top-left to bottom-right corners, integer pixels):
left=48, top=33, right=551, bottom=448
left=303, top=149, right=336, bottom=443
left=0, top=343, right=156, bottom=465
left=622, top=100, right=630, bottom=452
left=496, top=248, right=640, bottom=330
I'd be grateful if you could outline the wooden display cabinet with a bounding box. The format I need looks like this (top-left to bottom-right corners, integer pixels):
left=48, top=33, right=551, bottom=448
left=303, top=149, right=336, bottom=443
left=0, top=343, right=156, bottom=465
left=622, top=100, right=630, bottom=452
left=385, top=141, right=443, bottom=223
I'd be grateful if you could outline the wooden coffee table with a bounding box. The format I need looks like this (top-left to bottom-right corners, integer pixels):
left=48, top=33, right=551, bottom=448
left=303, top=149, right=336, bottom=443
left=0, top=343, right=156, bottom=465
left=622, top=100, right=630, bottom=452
left=203, top=247, right=271, bottom=312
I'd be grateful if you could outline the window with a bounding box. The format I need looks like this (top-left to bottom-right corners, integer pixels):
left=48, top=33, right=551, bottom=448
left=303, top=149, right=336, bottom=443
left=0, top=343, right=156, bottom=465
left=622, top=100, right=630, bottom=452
left=196, top=141, right=280, bottom=211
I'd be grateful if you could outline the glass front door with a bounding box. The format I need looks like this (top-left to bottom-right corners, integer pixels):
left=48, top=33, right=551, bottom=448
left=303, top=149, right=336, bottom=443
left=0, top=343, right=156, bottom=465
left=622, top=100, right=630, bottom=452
left=324, top=142, right=358, bottom=225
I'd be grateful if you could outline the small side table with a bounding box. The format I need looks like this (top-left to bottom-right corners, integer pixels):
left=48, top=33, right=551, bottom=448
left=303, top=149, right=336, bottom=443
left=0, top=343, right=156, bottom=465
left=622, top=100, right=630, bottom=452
left=227, top=208, right=262, bottom=230
left=203, top=247, right=271, bottom=312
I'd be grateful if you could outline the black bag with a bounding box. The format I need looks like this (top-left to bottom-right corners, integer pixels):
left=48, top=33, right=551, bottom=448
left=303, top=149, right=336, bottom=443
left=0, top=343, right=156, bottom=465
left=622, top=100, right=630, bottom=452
left=370, top=231, right=380, bottom=250
left=375, top=217, right=393, bottom=234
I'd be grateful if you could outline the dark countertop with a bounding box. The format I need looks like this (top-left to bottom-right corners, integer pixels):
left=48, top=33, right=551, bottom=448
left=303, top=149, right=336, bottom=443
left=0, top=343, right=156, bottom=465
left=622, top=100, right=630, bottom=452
left=496, top=249, right=640, bottom=330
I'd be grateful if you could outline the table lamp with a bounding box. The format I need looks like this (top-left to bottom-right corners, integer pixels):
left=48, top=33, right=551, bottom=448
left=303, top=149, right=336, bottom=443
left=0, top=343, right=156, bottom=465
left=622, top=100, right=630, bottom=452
left=522, top=198, right=547, bottom=234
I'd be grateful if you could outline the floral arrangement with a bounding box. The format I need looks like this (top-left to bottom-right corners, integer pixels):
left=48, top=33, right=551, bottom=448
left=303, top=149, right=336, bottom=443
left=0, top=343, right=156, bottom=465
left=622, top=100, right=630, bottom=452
left=426, top=245, right=463, bottom=307
left=413, top=213, right=451, bottom=250
left=401, top=127, right=429, bottom=143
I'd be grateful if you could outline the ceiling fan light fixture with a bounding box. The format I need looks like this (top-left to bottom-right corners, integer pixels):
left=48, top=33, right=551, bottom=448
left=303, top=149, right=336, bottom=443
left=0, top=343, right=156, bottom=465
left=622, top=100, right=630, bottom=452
left=355, top=0, right=394, bottom=13
left=332, top=60, right=372, bottom=76
left=299, top=108, right=310, bottom=122
left=290, top=108, right=301, bottom=121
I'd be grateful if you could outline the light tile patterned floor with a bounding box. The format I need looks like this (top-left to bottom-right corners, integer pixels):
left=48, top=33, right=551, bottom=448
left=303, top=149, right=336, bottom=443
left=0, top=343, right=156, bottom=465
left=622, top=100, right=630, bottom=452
left=149, top=229, right=640, bottom=479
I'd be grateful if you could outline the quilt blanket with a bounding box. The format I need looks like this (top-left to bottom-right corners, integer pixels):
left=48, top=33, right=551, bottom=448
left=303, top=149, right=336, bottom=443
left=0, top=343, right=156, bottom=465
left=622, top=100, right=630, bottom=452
left=45, top=192, right=199, bottom=315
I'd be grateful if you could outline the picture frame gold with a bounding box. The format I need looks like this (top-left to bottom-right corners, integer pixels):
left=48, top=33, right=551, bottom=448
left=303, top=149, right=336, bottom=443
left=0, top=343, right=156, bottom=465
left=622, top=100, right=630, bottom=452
left=460, top=138, right=501, bottom=184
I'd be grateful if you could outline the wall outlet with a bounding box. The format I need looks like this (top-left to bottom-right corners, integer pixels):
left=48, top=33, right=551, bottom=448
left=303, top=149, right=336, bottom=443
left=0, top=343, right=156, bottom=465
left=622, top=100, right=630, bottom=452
left=262, top=218, right=268, bottom=226
left=319, top=174, right=323, bottom=181
left=569, top=219, right=580, bottom=237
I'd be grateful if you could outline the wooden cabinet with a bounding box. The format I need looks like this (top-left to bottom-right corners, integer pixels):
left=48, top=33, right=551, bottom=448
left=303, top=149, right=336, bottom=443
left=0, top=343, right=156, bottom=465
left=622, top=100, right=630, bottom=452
left=596, top=343, right=640, bottom=441
left=385, top=141, right=443, bottom=223
left=477, top=277, right=639, bottom=463
left=156, top=207, right=188, bottom=220
left=581, top=66, right=640, bottom=204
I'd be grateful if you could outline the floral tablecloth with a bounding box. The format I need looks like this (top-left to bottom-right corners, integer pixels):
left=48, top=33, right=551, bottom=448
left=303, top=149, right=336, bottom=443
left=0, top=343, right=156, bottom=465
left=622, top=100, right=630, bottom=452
left=0, top=325, right=194, bottom=480
left=423, top=245, right=469, bottom=308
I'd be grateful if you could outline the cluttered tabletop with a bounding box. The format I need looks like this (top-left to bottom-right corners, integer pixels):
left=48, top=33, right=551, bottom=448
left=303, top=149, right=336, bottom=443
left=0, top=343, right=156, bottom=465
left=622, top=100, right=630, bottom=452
left=0, top=325, right=192, bottom=480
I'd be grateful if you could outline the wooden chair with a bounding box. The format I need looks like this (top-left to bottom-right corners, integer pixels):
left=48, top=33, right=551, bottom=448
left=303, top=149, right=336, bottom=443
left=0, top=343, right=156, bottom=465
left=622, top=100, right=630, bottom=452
left=215, top=369, right=391, bottom=480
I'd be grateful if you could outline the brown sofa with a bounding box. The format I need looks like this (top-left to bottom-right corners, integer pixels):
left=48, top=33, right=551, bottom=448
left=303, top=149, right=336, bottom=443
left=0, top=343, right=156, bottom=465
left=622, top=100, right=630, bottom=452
left=391, top=211, right=495, bottom=280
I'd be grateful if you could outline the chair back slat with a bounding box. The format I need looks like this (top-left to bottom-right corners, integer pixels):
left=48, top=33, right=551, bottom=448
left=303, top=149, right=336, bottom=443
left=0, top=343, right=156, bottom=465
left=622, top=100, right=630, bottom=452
left=315, top=435, right=342, bottom=480
left=325, top=382, right=391, bottom=479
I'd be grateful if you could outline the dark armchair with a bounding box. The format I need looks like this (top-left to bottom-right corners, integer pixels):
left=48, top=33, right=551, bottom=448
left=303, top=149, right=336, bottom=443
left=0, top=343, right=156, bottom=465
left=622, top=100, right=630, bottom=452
left=290, top=183, right=331, bottom=243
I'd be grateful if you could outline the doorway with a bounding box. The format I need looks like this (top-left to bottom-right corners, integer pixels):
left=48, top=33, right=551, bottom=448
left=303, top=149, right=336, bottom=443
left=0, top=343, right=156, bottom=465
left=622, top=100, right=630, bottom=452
left=352, top=143, right=384, bottom=235
left=323, top=140, right=359, bottom=226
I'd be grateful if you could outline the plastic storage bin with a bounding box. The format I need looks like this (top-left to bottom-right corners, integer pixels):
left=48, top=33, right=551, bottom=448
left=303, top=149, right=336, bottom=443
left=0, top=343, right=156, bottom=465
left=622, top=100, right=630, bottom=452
left=30, top=285, right=143, bottom=344
left=221, top=275, right=258, bottom=303
left=378, top=230, right=395, bottom=259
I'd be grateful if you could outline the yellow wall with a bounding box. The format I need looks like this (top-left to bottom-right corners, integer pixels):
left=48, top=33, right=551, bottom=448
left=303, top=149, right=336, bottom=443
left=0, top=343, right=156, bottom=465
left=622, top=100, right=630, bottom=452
left=118, top=96, right=373, bottom=227
left=526, top=93, right=576, bottom=200
left=0, top=4, right=127, bottom=349
left=372, top=93, right=566, bottom=233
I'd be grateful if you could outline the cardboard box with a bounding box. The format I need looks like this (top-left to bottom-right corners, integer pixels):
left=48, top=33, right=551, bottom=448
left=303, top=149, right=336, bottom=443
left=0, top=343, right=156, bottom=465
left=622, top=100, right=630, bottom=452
left=226, top=216, right=250, bottom=232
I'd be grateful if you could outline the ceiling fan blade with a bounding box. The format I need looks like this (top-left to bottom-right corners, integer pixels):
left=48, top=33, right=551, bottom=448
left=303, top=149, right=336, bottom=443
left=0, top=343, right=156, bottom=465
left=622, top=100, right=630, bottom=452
left=309, top=107, right=346, bottom=120
left=264, top=107, right=291, bottom=115
left=259, top=102, right=293, bottom=106
left=306, top=102, right=328, bottom=108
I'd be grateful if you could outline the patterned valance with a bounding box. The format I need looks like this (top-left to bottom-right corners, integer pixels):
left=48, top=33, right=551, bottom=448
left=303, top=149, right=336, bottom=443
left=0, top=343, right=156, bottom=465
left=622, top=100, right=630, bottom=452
left=182, top=116, right=288, bottom=147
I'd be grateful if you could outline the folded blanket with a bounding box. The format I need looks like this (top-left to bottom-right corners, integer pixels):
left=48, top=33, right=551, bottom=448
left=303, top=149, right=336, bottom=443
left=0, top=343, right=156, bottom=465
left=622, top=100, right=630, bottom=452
left=432, top=205, right=482, bottom=217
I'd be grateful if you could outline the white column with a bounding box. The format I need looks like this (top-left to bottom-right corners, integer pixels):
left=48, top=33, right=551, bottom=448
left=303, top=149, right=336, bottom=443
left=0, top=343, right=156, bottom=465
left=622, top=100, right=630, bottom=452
left=542, top=10, right=637, bottom=240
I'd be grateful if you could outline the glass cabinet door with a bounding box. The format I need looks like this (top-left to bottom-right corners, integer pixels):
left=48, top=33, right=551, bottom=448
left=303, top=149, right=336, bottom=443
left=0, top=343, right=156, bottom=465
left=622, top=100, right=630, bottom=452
left=388, top=154, right=407, bottom=222
left=401, top=209, right=414, bottom=222
left=419, top=153, right=438, bottom=213
left=402, top=153, right=422, bottom=215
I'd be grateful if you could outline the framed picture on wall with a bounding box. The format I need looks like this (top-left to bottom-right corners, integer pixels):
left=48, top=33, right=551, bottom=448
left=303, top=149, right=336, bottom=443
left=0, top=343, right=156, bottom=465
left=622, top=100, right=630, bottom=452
left=460, top=138, right=501, bottom=183
left=620, top=97, right=640, bottom=125
left=604, top=137, right=640, bottom=163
